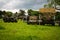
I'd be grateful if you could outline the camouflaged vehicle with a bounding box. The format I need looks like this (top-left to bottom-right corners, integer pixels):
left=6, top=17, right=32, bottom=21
left=39, top=8, right=56, bottom=25
left=27, top=16, right=39, bottom=24
left=2, top=14, right=17, bottom=22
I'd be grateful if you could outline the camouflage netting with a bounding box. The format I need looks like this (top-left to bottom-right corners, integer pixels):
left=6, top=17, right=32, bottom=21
left=39, top=8, right=56, bottom=13
left=39, top=8, right=56, bottom=19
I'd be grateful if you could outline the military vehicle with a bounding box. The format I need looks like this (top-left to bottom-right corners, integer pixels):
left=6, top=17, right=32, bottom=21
left=27, top=16, right=39, bottom=24
left=55, top=12, right=60, bottom=26
left=3, top=14, right=17, bottom=22
left=39, top=8, right=56, bottom=25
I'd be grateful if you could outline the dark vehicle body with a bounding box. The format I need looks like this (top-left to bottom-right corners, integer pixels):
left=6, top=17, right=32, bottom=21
left=39, top=8, right=56, bottom=26
left=2, top=14, right=17, bottom=22
left=3, top=17, right=17, bottom=22
left=27, top=16, right=39, bottom=24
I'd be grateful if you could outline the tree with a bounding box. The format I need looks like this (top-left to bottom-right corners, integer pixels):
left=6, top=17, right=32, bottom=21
left=54, top=0, right=60, bottom=5
left=44, top=4, right=48, bottom=8
left=27, top=9, right=39, bottom=16
left=0, top=10, right=3, bottom=18
left=47, top=0, right=60, bottom=8
left=27, top=9, right=33, bottom=15
left=6, top=11, right=13, bottom=17
left=44, top=0, right=55, bottom=8
left=19, top=10, right=25, bottom=16
left=44, top=3, right=53, bottom=8
left=2, top=11, right=7, bottom=15
left=14, top=12, right=18, bottom=17
left=31, top=11, right=39, bottom=16
left=0, top=10, right=3, bottom=15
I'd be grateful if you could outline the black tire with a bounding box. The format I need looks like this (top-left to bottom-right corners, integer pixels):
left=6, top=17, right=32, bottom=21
left=51, top=22, right=55, bottom=26
left=15, top=20, right=17, bottom=23
left=40, top=22, right=45, bottom=25
left=42, top=23, right=45, bottom=25
left=37, top=22, right=39, bottom=25
left=27, top=22, right=30, bottom=24
left=3, top=18, right=8, bottom=22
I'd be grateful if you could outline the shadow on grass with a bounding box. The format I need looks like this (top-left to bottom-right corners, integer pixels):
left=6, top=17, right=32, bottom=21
left=0, top=25, right=5, bottom=30
left=44, top=25, right=60, bottom=27
left=17, top=36, right=41, bottom=40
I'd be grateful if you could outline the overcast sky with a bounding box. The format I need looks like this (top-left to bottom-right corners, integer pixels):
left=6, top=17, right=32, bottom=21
left=0, top=0, right=47, bottom=12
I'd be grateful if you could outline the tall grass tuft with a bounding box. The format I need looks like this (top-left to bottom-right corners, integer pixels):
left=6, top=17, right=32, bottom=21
left=0, top=25, right=5, bottom=30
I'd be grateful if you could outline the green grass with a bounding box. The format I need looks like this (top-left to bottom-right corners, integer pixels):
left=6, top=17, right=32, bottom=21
left=0, top=19, right=60, bottom=40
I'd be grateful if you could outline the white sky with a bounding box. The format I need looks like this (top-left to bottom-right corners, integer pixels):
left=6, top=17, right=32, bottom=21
left=0, top=0, right=47, bottom=13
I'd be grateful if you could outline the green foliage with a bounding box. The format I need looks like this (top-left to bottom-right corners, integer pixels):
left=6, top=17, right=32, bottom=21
left=44, top=4, right=48, bottom=8
left=55, top=0, right=60, bottom=5
left=46, top=0, right=54, bottom=8
left=47, top=0, right=60, bottom=8
left=2, top=11, right=7, bottom=15
left=27, top=9, right=33, bottom=15
left=28, top=9, right=39, bottom=16
left=48, top=3, right=53, bottom=8
left=55, top=12, right=60, bottom=20
left=19, top=10, right=25, bottom=16
left=31, top=11, right=39, bottom=16
left=6, top=11, right=13, bottom=17
left=14, top=12, right=18, bottom=17
left=48, top=0, right=60, bottom=5
left=44, top=3, right=53, bottom=8
left=0, top=10, right=3, bottom=15
left=0, top=10, right=3, bottom=18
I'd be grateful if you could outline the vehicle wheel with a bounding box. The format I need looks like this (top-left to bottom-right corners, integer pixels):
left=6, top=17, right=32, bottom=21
left=14, top=20, right=17, bottom=23
left=51, top=22, right=55, bottom=26
left=40, top=22, right=45, bottom=25
left=27, top=22, right=30, bottom=24
left=40, top=22, right=43, bottom=25
left=37, top=22, right=39, bottom=25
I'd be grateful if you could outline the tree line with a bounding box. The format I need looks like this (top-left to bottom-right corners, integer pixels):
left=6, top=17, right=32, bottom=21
left=0, top=9, right=60, bottom=21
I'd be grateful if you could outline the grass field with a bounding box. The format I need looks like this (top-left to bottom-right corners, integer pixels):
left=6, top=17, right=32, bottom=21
left=0, top=19, right=60, bottom=40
